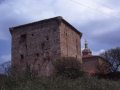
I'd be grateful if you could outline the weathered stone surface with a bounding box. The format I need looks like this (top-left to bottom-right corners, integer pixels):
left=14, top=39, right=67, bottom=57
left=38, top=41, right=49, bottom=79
left=82, top=56, right=111, bottom=74
left=9, top=16, right=82, bottom=76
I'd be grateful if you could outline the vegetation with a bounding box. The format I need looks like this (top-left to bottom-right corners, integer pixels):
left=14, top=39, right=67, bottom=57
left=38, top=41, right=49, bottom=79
left=100, top=46, right=120, bottom=73
left=0, top=56, right=120, bottom=90
left=0, top=61, right=11, bottom=75
left=0, top=74, right=120, bottom=90
left=53, top=57, right=83, bottom=78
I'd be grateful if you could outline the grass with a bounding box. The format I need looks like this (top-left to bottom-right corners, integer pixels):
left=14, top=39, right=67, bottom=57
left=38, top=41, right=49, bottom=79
left=0, top=75, right=120, bottom=90
left=0, top=58, right=119, bottom=90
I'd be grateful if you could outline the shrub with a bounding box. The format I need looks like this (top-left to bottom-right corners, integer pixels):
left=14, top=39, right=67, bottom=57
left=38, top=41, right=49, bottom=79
left=53, top=57, right=83, bottom=78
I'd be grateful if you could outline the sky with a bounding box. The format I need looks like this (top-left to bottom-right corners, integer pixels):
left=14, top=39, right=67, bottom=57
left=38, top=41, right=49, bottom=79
left=0, top=0, right=120, bottom=64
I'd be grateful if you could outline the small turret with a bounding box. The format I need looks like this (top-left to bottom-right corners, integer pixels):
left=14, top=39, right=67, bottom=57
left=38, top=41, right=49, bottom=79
left=82, top=39, right=92, bottom=56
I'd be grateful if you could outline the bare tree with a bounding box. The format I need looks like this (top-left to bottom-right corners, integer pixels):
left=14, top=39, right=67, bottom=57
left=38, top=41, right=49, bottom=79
left=0, top=61, right=11, bottom=76
left=100, top=47, right=120, bottom=73
left=96, top=62, right=111, bottom=74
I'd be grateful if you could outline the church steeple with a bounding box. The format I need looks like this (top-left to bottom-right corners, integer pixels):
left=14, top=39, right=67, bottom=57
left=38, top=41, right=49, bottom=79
left=82, top=39, right=92, bottom=56
left=85, top=39, right=88, bottom=48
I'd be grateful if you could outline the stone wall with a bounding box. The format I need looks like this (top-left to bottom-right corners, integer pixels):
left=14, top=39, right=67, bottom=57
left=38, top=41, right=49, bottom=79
left=82, top=56, right=111, bottom=74
left=82, top=57, right=99, bottom=73
left=60, top=22, right=82, bottom=62
left=10, top=19, right=61, bottom=76
left=10, top=16, right=82, bottom=76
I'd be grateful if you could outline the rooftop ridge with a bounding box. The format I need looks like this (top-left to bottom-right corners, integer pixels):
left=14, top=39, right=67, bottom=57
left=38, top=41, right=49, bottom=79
left=10, top=16, right=62, bottom=30
left=82, top=55, right=111, bottom=65
left=9, top=16, right=82, bottom=35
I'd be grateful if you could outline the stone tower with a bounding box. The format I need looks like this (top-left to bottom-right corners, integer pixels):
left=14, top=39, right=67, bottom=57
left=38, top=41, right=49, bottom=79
left=82, top=40, right=92, bottom=56
left=9, top=16, right=82, bottom=76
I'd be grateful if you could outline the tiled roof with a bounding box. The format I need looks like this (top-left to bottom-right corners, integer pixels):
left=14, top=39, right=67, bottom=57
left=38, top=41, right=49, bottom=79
left=82, top=55, right=95, bottom=58
left=82, top=55, right=111, bottom=65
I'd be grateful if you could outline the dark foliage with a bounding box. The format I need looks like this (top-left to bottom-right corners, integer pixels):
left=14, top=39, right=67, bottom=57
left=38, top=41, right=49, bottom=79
left=93, top=72, right=120, bottom=81
left=0, top=61, right=11, bottom=75
left=1, top=60, right=120, bottom=90
left=100, top=47, right=120, bottom=73
left=53, top=57, right=83, bottom=79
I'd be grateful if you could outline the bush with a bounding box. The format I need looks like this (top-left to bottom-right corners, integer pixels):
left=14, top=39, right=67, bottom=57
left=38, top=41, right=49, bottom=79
left=53, top=57, right=83, bottom=78
left=1, top=75, right=120, bottom=90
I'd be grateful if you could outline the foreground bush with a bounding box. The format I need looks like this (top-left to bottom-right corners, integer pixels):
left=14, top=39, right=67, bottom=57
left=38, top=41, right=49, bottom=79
left=0, top=75, right=120, bottom=90
left=53, top=57, right=83, bottom=78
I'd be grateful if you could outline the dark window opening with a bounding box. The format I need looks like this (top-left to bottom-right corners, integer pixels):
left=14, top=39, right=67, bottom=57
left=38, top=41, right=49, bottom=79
left=32, top=34, right=34, bottom=36
left=38, top=64, right=41, bottom=70
left=25, top=44, right=27, bottom=48
left=45, top=36, right=49, bottom=40
left=76, top=39, right=78, bottom=53
left=76, top=55, right=77, bottom=59
left=34, top=59, right=37, bottom=63
left=36, top=53, right=39, bottom=57
left=46, top=52, right=49, bottom=56
left=41, top=25, right=43, bottom=29
left=44, top=52, right=49, bottom=58
left=76, top=45, right=78, bottom=54
left=21, top=34, right=26, bottom=42
left=53, top=29, right=56, bottom=32
left=20, top=55, right=24, bottom=59
left=66, top=33, right=67, bottom=36
left=41, top=42, right=45, bottom=49
left=76, top=39, right=78, bottom=45
left=76, top=45, right=78, bottom=49
left=76, top=39, right=77, bottom=43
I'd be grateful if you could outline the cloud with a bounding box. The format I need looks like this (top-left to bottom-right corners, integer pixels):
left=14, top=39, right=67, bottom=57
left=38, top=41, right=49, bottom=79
left=92, top=49, right=105, bottom=55
left=0, top=54, right=11, bottom=64
left=0, top=0, right=120, bottom=64
left=81, top=45, right=105, bottom=55
left=0, top=0, right=57, bottom=40
left=77, top=17, right=120, bottom=51
left=0, top=32, right=8, bottom=40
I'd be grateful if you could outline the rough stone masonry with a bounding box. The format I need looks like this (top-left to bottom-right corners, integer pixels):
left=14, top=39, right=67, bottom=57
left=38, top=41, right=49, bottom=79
left=9, top=16, right=82, bottom=77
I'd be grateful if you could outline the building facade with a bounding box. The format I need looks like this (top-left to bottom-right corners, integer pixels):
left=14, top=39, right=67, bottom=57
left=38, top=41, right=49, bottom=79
left=9, top=16, right=82, bottom=76
left=82, top=40, right=111, bottom=74
left=82, top=55, right=111, bottom=74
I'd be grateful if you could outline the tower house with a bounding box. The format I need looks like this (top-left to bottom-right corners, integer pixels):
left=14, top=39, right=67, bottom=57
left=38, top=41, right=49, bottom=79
left=9, top=16, right=82, bottom=76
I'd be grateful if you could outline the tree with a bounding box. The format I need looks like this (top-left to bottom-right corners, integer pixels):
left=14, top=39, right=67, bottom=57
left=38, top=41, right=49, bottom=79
left=96, top=61, right=111, bottom=74
left=0, top=61, right=11, bottom=76
left=53, top=57, right=83, bottom=78
left=100, top=47, right=120, bottom=73
left=0, top=61, right=36, bottom=80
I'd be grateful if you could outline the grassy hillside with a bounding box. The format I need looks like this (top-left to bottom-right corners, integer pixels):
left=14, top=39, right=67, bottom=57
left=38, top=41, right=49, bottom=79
left=0, top=75, right=120, bottom=90
left=0, top=58, right=119, bottom=90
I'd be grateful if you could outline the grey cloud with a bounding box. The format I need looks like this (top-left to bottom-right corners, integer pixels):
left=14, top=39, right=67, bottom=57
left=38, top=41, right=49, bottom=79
left=0, top=17, right=31, bottom=40
left=73, top=17, right=120, bottom=50
left=0, top=0, right=120, bottom=64
left=91, top=29, right=120, bottom=47
left=100, top=0, right=120, bottom=9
